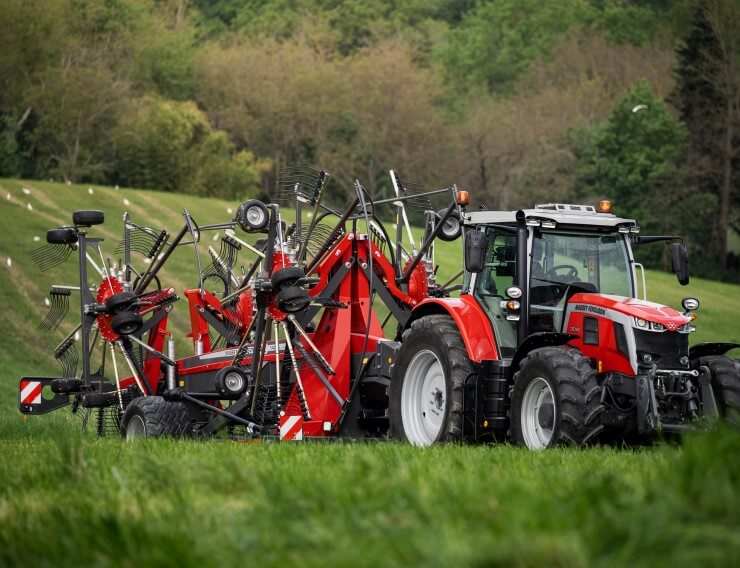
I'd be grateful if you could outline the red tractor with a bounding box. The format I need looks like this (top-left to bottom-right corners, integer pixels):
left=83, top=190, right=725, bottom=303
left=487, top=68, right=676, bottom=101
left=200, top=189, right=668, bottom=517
left=19, top=168, right=739, bottom=448
left=390, top=201, right=740, bottom=447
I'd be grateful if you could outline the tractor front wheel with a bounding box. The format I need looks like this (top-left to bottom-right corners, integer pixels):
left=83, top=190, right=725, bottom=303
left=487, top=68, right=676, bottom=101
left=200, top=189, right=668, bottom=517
left=120, top=396, right=192, bottom=439
left=696, top=355, right=740, bottom=427
left=390, top=315, right=472, bottom=446
left=511, top=347, right=603, bottom=449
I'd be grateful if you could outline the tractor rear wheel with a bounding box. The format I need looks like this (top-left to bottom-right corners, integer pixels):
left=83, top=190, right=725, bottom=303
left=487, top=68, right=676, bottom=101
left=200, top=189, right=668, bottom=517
left=120, top=396, right=192, bottom=439
left=696, top=355, right=740, bottom=427
left=390, top=315, right=472, bottom=446
left=511, top=347, right=603, bottom=449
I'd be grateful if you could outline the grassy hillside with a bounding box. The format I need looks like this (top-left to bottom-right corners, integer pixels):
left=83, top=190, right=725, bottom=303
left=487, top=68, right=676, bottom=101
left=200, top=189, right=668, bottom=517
left=0, top=179, right=739, bottom=566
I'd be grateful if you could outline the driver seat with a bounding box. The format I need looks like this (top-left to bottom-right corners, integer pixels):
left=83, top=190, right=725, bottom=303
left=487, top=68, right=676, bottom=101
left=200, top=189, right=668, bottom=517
left=555, top=281, right=598, bottom=331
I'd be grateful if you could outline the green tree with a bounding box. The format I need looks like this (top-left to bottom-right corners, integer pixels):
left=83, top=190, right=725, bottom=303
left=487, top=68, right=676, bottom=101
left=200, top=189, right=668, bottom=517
left=673, top=0, right=740, bottom=278
left=435, top=0, right=581, bottom=94
left=575, top=81, right=687, bottom=266
left=114, top=97, right=266, bottom=197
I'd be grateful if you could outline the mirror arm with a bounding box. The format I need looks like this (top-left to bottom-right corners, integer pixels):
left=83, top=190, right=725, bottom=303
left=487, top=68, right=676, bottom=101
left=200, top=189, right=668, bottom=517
left=633, top=235, right=685, bottom=245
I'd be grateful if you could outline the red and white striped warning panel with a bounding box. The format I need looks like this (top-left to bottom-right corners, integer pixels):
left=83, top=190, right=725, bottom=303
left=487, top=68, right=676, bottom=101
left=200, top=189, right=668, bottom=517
left=279, top=414, right=304, bottom=441
left=20, top=380, right=43, bottom=405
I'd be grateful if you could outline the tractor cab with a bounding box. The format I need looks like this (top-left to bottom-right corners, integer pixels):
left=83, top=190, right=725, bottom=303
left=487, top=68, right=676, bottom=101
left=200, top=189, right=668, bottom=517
left=464, top=202, right=643, bottom=359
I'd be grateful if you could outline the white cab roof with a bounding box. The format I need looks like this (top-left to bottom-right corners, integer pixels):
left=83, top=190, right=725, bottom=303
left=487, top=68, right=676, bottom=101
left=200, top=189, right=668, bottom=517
left=464, top=203, right=637, bottom=229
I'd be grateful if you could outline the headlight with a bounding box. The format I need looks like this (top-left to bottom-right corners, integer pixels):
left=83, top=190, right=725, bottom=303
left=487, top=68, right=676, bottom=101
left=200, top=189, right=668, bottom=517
left=650, top=322, right=665, bottom=331
left=682, top=297, right=699, bottom=311
left=633, top=317, right=648, bottom=329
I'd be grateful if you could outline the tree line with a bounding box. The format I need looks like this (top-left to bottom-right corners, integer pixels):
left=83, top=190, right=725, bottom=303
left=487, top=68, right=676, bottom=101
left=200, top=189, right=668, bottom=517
left=0, top=0, right=737, bottom=279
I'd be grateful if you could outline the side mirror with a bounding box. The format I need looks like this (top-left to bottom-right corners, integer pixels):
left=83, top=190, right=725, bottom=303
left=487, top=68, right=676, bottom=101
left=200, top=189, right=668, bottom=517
left=465, top=230, right=488, bottom=273
left=671, top=242, right=689, bottom=286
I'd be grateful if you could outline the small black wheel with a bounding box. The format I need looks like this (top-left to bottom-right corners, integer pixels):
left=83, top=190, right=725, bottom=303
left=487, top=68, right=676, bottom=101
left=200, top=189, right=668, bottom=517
left=51, top=378, right=83, bottom=394
left=271, top=266, right=305, bottom=291
left=437, top=209, right=462, bottom=242
left=46, top=228, right=78, bottom=245
left=120, top=396, right=192, bottom=439
left=111, top=310, right=143, bottom=335
left=389, top=315, right=472, bottom=445
left=82, top=391, right=118, bottom=408
left=276, top=286, right=310, bottom=313
left=105, top=292, right=137, bottom=313
left=235, top=199, right=269, bottom=233
left=696, top=355, right=740, bottom=427
left=72, top=210, right=104, bottom=226
left=511, top=346, right=603, bottom=449
left=214, top=366, right=252, bottom=399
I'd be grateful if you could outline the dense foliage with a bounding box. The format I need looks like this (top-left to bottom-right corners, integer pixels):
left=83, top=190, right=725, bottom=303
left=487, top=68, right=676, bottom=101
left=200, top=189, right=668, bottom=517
left=0, top=0, right=737, bottom=278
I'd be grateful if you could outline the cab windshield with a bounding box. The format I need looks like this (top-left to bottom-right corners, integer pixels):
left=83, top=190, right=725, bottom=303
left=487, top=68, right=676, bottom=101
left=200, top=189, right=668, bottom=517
left=473, top=228, right=633, bottom=355
left=529, top=231, right=633, bottom=333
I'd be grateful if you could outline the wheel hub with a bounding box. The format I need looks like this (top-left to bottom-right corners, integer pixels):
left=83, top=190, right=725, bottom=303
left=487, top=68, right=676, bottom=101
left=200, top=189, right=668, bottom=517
left=401, top=350, right=446, bottom=446
left=520, top=377, right=556, bottom=449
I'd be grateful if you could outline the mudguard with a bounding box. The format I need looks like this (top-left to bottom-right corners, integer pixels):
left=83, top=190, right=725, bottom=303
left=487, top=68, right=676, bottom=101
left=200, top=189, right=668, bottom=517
left=407, top=295, right=498, bottom=362
left=689, top=342, right=740, bottom=359
left=510, top=332, right=577, bottom=374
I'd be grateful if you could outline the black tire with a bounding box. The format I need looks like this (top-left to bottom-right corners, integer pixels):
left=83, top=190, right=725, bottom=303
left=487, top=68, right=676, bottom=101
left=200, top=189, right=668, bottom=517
left=82, top=391, right=118, bottom=408
left=696, top=355, right=740, bottom=427
left=72, top=210, right=104, bottom=226
left=105, top=291, right=137, bottom=313
left=271, top=266, right=305, bottom=291
left=235, top=199, right=269, bottom=233
left=511, top=346, right=603, bottom=449
left=437, top=209, right=461, bottom=242
left=46, top=228, right=77, bottom=245
left=276, top=286, right=310, bottom=313
left=111, top=310, right=143, bottom=335
left=120, top=396, right=192, bottom=439
left=389, top=315, right=472, bottom=445
left=51, top=378, right=82, bottom=394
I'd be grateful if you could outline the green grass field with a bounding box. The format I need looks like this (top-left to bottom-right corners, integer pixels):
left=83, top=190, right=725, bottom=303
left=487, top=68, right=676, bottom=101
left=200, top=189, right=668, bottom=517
left=0, top=179, right=739, bottom=566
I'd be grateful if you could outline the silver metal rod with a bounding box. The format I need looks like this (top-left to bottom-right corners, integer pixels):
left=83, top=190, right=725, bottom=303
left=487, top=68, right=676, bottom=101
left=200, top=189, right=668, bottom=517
left=390, top=170, right=416, bottom=254
left=109, top=343, right=124, bottom=410
left=281, top=321, right=311, bottom=420
left=85, top=252, right=106, bottom=279
left=274, top=320, right=281, bottom=399
left=127, top=333, right=176, bottom=366
left=287, top=314, right=335, bottom=375
left=118, top=341, right=149, bottom=396
left=223, top=230, right=266, bottom=258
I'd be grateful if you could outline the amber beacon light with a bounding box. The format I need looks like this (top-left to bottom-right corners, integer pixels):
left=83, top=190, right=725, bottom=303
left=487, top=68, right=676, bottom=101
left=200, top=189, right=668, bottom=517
left=597, top=199, right=612, bottom=213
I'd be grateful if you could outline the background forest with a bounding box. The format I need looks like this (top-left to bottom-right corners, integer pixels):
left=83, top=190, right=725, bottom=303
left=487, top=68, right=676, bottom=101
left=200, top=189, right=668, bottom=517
left=1, top=0, right=738, bottom=279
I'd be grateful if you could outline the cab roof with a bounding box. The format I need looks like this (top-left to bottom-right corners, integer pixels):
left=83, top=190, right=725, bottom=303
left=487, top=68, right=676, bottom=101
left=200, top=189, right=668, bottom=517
left=463, top=203, right=637, bottom=230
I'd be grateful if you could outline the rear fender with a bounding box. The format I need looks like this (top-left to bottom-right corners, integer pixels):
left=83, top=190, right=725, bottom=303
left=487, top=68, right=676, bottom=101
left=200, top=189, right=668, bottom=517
left=406, top=296, right=498, bottom=362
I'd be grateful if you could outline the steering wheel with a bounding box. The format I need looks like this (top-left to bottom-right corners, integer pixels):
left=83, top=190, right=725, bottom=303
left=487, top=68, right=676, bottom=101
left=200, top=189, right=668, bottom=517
left=546, top=264, right=579, bottom=281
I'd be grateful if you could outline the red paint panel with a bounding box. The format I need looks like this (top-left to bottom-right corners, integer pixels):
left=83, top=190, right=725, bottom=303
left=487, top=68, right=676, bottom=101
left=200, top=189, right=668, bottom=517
left=413, top=296, right=498, bottom=362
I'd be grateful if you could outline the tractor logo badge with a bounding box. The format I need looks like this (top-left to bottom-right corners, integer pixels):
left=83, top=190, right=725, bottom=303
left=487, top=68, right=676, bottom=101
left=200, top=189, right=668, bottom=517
left=667, top=322, right=677, bottom=330
left=20, top=380, right=42, bottom=405
left=279, top=414, right=304, bottom=441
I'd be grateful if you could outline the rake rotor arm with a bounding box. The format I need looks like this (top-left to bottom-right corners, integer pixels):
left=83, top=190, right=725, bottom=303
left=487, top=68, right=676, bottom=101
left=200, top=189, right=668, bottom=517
left=135, top=223, right=189, bottom=294
left=398, top=200, right=457, bottom=285
left=305, top=196, right=360, bottom=274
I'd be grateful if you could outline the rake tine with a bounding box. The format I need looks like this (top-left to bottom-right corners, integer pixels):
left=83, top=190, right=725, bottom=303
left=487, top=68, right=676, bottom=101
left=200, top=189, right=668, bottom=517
left=28, top=243, right=74, bottom=272
left=55, top=336, right=79, bottom=378
left=39, top=287, right=72, bottom=331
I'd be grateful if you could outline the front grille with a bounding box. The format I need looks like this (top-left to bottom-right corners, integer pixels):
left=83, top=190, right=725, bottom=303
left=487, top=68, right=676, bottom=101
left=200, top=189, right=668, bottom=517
left=633, top=329, right=689, bottom=369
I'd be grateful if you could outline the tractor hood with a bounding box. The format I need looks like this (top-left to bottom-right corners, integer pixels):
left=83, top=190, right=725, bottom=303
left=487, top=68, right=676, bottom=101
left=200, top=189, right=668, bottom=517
left=569, top=293, right=691, bottom=330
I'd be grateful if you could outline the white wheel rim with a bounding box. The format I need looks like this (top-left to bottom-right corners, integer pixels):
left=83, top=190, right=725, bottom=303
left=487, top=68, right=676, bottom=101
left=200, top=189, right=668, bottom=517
left=520, top=377, right=555, bottom=450
left=401, top=350, right=446, bottom=446
left=126, top=415, right=147, bottom=439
